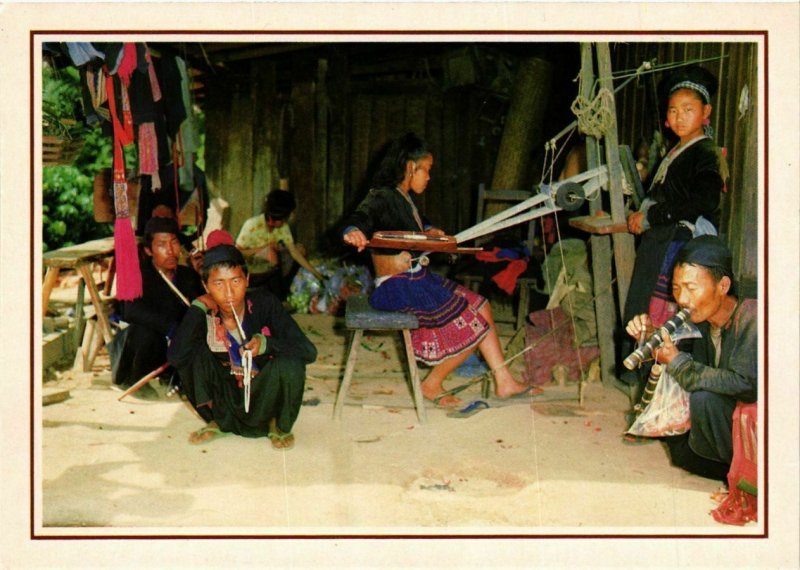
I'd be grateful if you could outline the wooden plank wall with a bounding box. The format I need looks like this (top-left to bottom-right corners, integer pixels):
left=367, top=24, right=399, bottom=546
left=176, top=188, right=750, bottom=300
left=611, top=42, right=759, bottom=297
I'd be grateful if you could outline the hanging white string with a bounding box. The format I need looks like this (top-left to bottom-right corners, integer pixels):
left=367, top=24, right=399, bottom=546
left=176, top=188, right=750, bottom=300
left=540, top=96, right=589, bottom=406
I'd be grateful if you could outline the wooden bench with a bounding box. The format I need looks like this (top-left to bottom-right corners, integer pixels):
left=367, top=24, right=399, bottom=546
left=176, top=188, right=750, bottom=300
left=42, top=236, right=116, bottom=371
left=333, top=294, right=427, bottom=423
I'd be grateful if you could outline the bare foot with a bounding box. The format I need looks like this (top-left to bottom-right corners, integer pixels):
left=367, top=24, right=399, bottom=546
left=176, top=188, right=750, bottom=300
left=428, top=393, right=463, bottom=408
left=420, top=380, right=463, bottom=408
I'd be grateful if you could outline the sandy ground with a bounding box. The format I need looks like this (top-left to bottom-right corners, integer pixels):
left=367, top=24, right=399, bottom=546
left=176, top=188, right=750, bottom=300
left=37, top=312, right=757, bottom=536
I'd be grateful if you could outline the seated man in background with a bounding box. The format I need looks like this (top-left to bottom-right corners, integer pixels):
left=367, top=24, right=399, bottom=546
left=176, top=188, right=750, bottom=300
left=626, top=235, right=757, bottom=481
left=167, top=231, right=317, bottom=450
left=235, top=189, right=324, bottom=299
left=112, top=216, right=204, bottom=398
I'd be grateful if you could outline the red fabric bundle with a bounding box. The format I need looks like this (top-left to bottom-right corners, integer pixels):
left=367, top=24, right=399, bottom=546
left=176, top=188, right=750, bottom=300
left=475, top=247, right=529, bottom=295
left=711, top=401, right=758, bottom=525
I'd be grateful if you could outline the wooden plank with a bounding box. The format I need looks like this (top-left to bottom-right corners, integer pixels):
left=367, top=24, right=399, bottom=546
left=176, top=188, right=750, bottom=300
left=43, top=388, right=70, bottom=406
left=569, top=214, right=629, bottom=235
left=596, top=43, right=636, bottom=320
left=581, top=42, right=617, bottom=389
left=43, top=236, right=115, bottom=267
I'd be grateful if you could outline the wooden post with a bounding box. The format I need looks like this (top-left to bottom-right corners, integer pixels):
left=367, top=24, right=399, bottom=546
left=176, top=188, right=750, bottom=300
left=595, top=43, right=636, bottom=320
left=490, top=57, right=553, bottom=210
left=581, top=43, right=617, bottom=388
left=315, top=59, right=329, bottom=250
left=290, top=73, right=316, bottom=251
left=77, top=264, right=112, bottom=344
left=327, top=50, right=348, bottom=226
left=41, top=266, right=60, bottom=318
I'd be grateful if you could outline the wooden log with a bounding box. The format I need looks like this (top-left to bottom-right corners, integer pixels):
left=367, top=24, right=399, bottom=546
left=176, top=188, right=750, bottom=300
left=595, top=43, right=636, bottom=320
left=490, top=57, right=553, bottom=212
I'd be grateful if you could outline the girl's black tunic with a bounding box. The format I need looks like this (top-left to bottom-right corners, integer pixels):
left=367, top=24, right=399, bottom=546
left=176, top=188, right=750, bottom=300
left=624, top=137, right=723, bottom=323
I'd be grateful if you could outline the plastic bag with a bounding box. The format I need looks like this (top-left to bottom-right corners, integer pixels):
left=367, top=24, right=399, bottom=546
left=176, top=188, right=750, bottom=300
left=627, top=366, right=691, bottom=437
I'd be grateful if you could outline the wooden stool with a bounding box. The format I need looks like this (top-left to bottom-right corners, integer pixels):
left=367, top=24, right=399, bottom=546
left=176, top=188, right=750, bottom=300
left=333, top=295, right=427, bottom=423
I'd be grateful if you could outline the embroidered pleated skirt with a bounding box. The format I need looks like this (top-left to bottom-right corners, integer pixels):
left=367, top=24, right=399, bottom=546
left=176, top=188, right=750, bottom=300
left=368, top=268, right=490, bottom=365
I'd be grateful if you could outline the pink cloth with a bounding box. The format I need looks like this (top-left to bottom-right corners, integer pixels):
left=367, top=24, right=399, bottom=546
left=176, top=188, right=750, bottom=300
left=523, top=307, right=600, bottom=386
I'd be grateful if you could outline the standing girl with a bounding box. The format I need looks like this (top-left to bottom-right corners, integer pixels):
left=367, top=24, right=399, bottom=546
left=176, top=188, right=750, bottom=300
left=623, top=65, right=725, bottom=395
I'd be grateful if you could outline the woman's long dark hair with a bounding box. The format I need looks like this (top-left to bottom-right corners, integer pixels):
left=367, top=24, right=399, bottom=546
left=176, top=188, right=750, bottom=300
left=371, top=132, right=432, bottom=188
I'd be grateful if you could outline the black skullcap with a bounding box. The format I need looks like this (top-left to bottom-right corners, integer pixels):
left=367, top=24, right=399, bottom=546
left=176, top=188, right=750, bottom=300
left=203, top=244, right=246, bottom=271
left=659, top=65, right=718, bottom=105
left=675, top=235, right=733, bottom=281
left=143, top=215, right=180, bottom=237
left=265, top=190, right=296, bottom=220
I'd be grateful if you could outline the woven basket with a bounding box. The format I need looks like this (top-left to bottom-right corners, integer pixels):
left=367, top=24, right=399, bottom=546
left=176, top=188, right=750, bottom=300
left=43, top=135, right=85, bottom=166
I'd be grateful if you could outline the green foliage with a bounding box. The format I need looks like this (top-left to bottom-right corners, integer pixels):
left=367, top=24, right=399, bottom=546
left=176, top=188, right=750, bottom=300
left=42, top=61, right=113, bottom=251
left=43, top=166, right=111, bottom=252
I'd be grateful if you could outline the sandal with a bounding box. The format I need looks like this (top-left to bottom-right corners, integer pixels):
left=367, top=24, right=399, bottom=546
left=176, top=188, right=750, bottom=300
left=188, top=425, right=230, bottom=445
left=268, top=430, right=295, bottom=451
left=446, top=400, right=490, bottom=419
left=621, top=433, right=656, bottom=446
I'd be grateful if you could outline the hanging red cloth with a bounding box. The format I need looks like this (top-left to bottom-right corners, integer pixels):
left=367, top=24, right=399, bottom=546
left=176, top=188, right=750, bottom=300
left=106, top=70, right=142, bottom=300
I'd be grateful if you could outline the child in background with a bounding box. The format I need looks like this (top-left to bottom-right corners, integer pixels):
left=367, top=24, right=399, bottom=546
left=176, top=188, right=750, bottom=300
left=236, top=190, right=324, bottom=300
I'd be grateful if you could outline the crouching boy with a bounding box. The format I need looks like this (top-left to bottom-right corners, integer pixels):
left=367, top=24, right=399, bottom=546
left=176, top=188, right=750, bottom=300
left=167, top=231, right=317, bottom=450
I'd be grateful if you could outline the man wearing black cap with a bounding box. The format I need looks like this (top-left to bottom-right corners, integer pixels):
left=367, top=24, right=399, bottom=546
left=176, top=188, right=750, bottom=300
left=235, top=189, right=324, bottom=299
left=626, top=236, right=757, bottom=480
left=167, top=231, right=317, bottom=450
left=112, top=215, right=204, bottom=397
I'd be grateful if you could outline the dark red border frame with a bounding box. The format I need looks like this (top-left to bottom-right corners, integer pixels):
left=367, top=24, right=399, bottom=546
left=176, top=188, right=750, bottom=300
left=30, top=29, right=769, bottom=541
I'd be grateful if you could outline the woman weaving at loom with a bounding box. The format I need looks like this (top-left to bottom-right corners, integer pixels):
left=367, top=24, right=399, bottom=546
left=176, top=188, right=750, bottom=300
left=342, top=133, right=537, bottom=408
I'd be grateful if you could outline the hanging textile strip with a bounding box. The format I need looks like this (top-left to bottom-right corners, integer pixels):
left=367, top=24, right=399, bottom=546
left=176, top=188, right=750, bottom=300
left=106, top=70, right=142, bottom=300
left=138, top=122, right=161, bottom=190
left=145, top=46, right=163, bottom=102
left=86, top=66, right=110, bottom=122
left=116, top=43, right=138, bottom=88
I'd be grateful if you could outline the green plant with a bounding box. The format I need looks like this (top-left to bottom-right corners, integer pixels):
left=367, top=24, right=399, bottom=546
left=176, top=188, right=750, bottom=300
left=43, top=166, right=111, bottom=252
left=42, top=60, right=113, bottom=251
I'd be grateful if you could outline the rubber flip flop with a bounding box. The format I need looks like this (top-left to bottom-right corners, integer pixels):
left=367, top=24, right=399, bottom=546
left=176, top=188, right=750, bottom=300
left=447, top=400, right=490, bottom=419
left=268, top=431, right=295, bottom=451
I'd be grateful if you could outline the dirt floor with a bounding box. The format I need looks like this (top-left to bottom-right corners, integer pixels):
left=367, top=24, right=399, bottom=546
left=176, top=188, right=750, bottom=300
left=37, top=311, right=756, bottom=535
